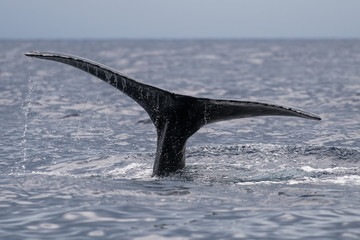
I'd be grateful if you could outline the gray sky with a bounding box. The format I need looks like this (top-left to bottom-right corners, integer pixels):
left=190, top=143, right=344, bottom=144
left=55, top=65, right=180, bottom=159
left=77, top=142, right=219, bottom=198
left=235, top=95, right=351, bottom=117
left=1, top=0, right=360, bottom=39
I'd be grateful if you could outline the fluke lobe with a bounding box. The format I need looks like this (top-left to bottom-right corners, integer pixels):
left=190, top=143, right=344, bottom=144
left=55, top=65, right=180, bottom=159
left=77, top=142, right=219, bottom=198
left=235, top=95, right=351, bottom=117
left=25, top=51, right=321, bottom=176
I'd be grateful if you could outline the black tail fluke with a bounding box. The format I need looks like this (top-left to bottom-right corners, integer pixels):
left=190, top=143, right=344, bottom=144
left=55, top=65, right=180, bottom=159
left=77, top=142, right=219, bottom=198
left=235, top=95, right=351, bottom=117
left=25, top=51, right=170, bottom=128
left=26, top=51, right=321, bottom=176
left=198, top=98, right=321, bottom=125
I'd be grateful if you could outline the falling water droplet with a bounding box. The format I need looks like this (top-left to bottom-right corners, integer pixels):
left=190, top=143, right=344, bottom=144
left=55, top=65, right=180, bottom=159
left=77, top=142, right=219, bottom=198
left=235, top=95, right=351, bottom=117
left=20, top=75, right=35, bottom=170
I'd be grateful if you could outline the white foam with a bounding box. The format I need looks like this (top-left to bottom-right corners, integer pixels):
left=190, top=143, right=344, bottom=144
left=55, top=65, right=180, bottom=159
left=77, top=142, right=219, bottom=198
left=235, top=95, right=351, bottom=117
left=321, top=175, right=360, bottom=185
left=301, top=166, right=355, bottom=173
left=288, top=175, right=360, bottom=185
left=236, top=174, right=360, bottom=186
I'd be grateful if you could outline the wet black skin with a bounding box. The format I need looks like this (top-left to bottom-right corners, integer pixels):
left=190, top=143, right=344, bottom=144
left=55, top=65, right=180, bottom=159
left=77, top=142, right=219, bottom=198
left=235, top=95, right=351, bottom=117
left=25, top=52, right=321, bottom=177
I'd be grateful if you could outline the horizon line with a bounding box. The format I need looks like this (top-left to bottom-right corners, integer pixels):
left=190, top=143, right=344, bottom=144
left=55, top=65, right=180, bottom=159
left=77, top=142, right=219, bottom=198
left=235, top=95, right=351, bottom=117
left=1, top=37, right=360, bottom=41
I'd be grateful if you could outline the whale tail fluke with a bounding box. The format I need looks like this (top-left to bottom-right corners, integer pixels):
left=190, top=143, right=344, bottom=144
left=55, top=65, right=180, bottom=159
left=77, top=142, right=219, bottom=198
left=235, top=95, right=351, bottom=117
left=25, top=51, right=321, bottom=176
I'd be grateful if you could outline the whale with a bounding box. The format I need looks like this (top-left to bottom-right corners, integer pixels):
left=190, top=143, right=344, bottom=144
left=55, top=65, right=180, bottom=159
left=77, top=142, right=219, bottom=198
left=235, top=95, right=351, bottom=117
left=25, top=51, right=321, bottom=176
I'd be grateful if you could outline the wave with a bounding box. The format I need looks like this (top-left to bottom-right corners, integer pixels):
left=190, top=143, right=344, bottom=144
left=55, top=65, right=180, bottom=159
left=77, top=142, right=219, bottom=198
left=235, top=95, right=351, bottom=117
left=5, top=144, right=359, bottom=186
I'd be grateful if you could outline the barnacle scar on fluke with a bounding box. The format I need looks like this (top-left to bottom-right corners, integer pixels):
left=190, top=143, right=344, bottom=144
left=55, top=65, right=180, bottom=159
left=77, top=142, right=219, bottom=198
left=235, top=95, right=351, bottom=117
left=25, top=51, right=321, bottom=177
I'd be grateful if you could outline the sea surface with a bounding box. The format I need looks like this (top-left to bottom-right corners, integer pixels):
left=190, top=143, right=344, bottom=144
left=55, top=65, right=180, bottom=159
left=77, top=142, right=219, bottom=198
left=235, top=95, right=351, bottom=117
left=1, top=40, right=360, bottom=239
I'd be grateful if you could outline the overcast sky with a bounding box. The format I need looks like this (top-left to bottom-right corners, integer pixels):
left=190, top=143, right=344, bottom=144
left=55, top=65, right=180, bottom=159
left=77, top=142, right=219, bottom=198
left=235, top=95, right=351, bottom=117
left=1, top=0, right=360, bottom=39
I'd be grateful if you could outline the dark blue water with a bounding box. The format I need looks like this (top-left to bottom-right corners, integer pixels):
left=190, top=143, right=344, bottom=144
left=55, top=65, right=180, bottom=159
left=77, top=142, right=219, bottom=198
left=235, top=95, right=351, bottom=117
left=1, top=40, right=360, bottom=239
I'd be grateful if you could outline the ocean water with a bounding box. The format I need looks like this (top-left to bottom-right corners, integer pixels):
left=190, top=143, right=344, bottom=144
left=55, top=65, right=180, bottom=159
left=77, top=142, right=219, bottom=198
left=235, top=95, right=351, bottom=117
left=1, top=40, right=360, bottom=239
